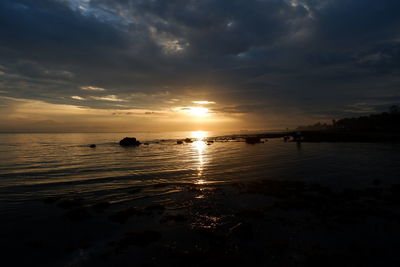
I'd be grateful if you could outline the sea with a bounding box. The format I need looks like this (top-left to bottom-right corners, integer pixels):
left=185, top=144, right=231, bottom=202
left=1, top=131, right=400, bottom=266
left=1, top=131, right=399, bottom=205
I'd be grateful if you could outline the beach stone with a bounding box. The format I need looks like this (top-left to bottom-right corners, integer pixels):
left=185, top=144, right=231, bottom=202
left=119, top=137, right=141, bottom=146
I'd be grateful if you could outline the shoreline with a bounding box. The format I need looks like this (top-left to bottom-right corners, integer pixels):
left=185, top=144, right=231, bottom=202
left=3, top=178, right=400, bottom=266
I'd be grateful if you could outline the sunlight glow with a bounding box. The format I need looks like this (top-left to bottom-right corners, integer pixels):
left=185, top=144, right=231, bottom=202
left=191, top=132, right=209, bottom=185
left=192, top=101, right=216, bottom=105
left=179, top=107, right=210, bottom=117
left=194, top=140, right=207, bottom=181
left=191, top=130, right=207, bottom=140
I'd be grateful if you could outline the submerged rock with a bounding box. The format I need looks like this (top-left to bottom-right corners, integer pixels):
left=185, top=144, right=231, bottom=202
left=184, top=138, right=193, bottom=143
left=88, top=144, right=96, bottom=148
left=119, top=137, right=141, bottom=146
left=177, top=140, right=183, bottom=144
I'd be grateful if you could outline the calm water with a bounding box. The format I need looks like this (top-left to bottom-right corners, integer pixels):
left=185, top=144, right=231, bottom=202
left=1, top=131, right=400, bottom=212
left=1, top=132, right=400, bottom=266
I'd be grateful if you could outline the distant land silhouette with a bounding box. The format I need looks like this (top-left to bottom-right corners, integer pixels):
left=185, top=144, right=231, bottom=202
left=297, top=105, right=400, bottom=133
left=220, top=106, right=400, bottom=143
left=289, top=105, right=400, bottom=142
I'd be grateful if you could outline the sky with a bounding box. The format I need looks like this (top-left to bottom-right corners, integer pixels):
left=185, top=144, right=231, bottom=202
left=1, top=0, right=400, bottom=132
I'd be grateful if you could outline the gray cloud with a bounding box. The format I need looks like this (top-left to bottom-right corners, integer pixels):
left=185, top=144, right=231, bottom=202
left=1, top=0, right=400, bottom=128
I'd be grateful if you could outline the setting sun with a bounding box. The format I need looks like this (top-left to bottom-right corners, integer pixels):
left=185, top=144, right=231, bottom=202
left=189, top=107, right=209, bottom=116
left=178, top=107, right=210, bottom=117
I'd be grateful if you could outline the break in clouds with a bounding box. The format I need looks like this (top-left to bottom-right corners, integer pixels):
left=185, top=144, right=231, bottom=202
left=1, top=0, right=400, bottom=130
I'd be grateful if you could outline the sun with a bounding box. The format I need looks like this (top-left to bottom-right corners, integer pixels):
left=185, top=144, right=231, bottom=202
left=177, top=106, right=210, bottom=117
left=187, top=107, right=209, bottom=117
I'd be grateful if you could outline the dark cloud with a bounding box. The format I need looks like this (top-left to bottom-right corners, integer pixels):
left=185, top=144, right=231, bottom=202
left=1, top=0, right=400, bottom=128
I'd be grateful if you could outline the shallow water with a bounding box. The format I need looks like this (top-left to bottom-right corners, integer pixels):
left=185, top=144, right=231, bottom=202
left=1, top=131, right=400, bottom=209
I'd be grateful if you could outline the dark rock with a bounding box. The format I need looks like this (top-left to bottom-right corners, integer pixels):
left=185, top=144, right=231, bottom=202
left=184, top=138, right=193, bottom=143
left=109, top=207, right=149, bottom=223
left=89, top=144, right=96, bottom=148
left=119, top=137, right=141, bottom=146
left=245, top=137, right=262, bottom=144
left=143, top=143, right=149, bottom=145
left=177, top=140, right=183, bottom=144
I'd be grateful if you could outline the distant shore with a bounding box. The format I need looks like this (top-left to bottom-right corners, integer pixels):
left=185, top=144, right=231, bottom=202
left=211, top=130, right=400, bottom=143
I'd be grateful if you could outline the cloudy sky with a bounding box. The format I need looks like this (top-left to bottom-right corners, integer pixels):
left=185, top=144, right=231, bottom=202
left=1, top=0, right=400, bottom=132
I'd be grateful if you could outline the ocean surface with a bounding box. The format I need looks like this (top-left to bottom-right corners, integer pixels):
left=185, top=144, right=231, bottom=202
left=1, top=131, right=400, bottom=211
left=1, top=132, right=400, bottom=266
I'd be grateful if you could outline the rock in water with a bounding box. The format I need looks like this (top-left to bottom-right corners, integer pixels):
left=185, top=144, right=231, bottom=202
left=245, top=137, right=261, bottom=144
left=89, top=144, right=96, bottom=148
left=119, top=137, right=141, bottom=146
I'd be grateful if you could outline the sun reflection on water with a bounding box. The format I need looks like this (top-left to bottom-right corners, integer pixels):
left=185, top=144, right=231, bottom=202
left=191, top=130, right=207, bottom=140
left=191, top=131, right=209, bottom=184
